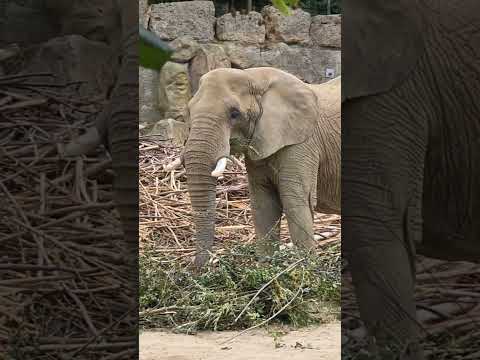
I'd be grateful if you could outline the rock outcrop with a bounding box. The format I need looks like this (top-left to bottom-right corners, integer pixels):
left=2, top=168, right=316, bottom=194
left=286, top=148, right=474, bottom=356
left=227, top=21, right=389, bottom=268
left=22, top=35, right=117, bottom=98
left=169, top=37, right=201, bottom=63
left=262, top=6, right=311, bottom=44
left=158, top=62, right=192, bottom=122
left=149, top=1, right=216, bottom=42
left=189, top=44, right=231, bottom=94
left=216, top=12, right=265, bottom=44
left=311, top=15, right=341, bottom=48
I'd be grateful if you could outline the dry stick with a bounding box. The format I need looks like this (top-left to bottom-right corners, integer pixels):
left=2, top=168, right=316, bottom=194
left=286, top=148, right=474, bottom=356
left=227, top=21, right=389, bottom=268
left=222, top=269, right=306, bottom=345
left=67, top=308, right=135, bottom=358
left=0, top=264, right=99, bottom=273
left=52, top=158, right=111, bottom=184
left=0, top=98, right=47, bottom=111
left=64, top=285, right=99, bottom=337
left=39, top=172, right=46, bottom=213
left=234, top=257, right=305, bottom=323
left=1, top=147, right=75, bottom=198
left=168, top=226, right=182, bottom=247
left=99, top=349, right=137, bottom=360
left=0, top=89, right=34, bottom=100
left=0, top=96, right=12, bottom=106
left=44, top=202, right=115, bottom=216
left=139, top=305, right=180, bottom=317
left=19, top=341, right=136, bottom=352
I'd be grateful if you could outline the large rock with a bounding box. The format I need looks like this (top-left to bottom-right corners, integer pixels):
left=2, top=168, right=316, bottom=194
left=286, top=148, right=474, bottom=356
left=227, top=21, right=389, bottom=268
left=223, top=42, right=286, bottom=69
left=140, top=67, right=161, bottom=125
left=311, top=15, right=341, bottom=48
left=216, top=11, right=265, bottom=44
left=275, top=46, right=341, bottom=83
left=149, top=1, right=215, bottom=42
left=22, top=35, right=117, bottom=98
left=262, top=6, right=311, bottom=44
left=224, top=42, right=341, bottom=84
left=169, top=36, right=200, bottom=63
left=57, top=0, right=122, bottom=46
left=158, top=62, right=192, bottom=121
left=150, top=118, right=189, bottom=146
left=310, top=48, right=341, bottom=82
left=189, top=44, right=231, bottom=94
left=0, top=1, right=57, bottom=46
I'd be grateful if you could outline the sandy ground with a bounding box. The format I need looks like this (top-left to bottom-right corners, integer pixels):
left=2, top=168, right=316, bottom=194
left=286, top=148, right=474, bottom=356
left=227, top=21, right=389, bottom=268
left=140, top=323, right=340, bottom=360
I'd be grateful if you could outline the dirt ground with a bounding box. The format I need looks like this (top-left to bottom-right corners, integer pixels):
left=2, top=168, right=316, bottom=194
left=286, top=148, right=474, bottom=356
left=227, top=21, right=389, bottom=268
left=140, top=322, right=340, bottom=360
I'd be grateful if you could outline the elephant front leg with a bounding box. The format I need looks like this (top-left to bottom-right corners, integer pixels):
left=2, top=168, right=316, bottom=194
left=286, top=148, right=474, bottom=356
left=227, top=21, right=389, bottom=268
left=280, top=191, right=315, bottom=251
left=247, top=171, right=283, bottom=257
left=343, top=97, right=427, bottom=359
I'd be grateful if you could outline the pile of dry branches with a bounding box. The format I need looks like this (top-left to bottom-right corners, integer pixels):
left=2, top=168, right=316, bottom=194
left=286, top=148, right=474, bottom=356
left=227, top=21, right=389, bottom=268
left=0, top=74, right=136, bottom=359
left=342, top=257, right=480, bottom=359
left=139, top=138, right=341, bottom=260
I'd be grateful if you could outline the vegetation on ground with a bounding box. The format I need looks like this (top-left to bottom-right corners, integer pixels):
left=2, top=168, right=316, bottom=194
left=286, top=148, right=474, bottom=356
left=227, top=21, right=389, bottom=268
left=140, top=241, right=340, bottom=333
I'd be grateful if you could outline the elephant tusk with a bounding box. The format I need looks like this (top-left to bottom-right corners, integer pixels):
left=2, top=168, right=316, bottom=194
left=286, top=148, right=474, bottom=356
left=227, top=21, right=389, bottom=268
left=163, top=158, right=183, bottom=171
left=211, top=157, right=228, bottom=177
left=62, top=126, right=101, bottom=157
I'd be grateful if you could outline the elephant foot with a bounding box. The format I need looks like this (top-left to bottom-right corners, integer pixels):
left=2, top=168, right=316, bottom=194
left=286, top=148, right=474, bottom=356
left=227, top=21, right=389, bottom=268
left=255, top=238, right=279, bottom=260
left=192, top=252, right=210, bottom=271
left=367, top=336, right=424, bottom=360
left=61, top=126, right=102, bottom=157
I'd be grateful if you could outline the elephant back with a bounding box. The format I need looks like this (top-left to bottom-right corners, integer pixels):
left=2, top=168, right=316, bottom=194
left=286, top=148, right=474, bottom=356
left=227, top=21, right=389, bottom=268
left=342, top=1, right=425, bottom=102
left=310, top=76, right=340, bottom=120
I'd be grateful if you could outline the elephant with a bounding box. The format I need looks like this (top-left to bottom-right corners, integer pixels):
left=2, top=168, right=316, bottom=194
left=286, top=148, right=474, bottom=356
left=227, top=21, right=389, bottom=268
left=342, top=0, right=480, bottom=358
left=51, top=0, right=139, bottom=281
left=165, top=67, right=341, bottom=268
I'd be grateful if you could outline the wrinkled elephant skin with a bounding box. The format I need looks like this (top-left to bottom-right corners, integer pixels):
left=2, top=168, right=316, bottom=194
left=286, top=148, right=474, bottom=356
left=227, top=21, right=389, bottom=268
left=343, top=0, right=480, bottom=357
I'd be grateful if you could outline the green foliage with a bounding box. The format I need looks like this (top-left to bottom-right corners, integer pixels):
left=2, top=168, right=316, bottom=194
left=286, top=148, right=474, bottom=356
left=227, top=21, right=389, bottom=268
left=139, top=26, right=173, bottom=70
left=271, top=0, right=291, bottom=15
left=140, top=243, right=340, bottom=332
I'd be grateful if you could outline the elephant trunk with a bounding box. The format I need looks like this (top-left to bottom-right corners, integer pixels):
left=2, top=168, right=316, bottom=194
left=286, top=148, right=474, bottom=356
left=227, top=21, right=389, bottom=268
left=107, top=24, right=139, bottom=292
left=184, top=120, right=228, bottom=268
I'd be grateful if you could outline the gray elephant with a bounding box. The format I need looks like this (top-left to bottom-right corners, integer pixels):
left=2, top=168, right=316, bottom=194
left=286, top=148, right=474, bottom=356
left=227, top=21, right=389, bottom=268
left=165, top=67, right=341, bottom=268
left=52, top=0, right=138, bottom=275
left=343, top=1, right=480, bottom=358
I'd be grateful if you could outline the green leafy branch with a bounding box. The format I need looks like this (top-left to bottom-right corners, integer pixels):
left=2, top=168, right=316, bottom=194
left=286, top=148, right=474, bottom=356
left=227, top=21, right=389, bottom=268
left=139, top=25, right=173, bottom=70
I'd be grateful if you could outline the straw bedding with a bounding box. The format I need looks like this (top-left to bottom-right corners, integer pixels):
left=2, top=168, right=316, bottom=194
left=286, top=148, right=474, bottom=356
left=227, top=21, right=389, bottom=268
left=0, top=73, right=136, bottom=359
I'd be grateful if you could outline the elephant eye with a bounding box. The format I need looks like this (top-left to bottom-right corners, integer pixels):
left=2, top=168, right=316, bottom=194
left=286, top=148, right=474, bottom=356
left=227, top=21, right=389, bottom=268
left=230, top=108, right=242, bottom=122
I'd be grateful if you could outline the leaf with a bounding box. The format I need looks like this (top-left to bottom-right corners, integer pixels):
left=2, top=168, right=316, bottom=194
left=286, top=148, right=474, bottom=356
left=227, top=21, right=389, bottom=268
left=284, top=0, right=299, bottom=8
left=139, top=25, right=173, bottom=70
left=271, top=0, right=291, bottom=15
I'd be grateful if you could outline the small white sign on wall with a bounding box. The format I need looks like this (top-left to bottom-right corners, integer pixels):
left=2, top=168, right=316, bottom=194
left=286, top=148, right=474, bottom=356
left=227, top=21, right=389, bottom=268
left=325, top=68, right=335, bottom=78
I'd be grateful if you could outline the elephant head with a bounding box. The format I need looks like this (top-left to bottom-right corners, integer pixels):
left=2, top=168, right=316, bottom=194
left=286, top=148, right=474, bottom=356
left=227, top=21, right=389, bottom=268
left=169, top=67, right=319, bottom=268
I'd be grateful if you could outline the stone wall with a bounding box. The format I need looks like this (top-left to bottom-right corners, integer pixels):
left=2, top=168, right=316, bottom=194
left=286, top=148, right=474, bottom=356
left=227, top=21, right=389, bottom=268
left=140, top=0, right=341, bottom=143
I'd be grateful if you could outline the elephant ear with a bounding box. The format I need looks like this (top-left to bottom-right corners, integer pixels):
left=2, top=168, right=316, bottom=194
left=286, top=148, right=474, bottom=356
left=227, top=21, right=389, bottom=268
left=246, top=69, right=317, bottom=161
left=343, top=0, right=425, bottom=101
